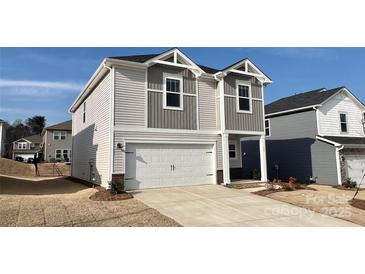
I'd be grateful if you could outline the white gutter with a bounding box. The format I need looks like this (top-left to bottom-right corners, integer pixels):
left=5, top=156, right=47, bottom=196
left=266, top=105, right=321, bottom=118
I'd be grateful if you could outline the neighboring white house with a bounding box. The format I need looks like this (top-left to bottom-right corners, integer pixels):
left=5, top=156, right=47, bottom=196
left=69, top=48, right=272, bottom=190
left=243, top=87, right=365, bottom=187
left=0, top=119, right=6, bottom=157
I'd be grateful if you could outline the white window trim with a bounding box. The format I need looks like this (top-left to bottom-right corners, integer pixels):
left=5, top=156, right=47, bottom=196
left=55, top=149, right=72, bottom=160
left=236, top=80, right=252, bottom=114
left=17, top=142, right=27, bottom=150
left=339, top=112, right=349, bottom=134
left=163, top=73, right=184, bottom=111
left=53, top=131, right=67, bottom=140
left=229, top=141, right=238, bottom=160
left=265, top=119, right=271, bottom=137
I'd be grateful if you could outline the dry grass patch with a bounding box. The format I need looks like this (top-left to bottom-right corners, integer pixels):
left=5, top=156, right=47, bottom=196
left=89, top=187, right=133, bottom=201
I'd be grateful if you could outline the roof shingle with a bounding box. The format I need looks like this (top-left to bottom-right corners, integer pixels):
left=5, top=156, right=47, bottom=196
left=265, top=87, right=345, bottom=115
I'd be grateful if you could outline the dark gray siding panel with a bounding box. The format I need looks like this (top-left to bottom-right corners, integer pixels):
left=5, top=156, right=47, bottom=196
left=225, top=98, right=264, bottom=132
left=311, top=140, right=338, bottom=184
left=267, top=110, right=317, bottom=140
left=148, top=91, right=197, bottom=130
left=224, top=73, right=262, bottom=99
left=147, top=64, right=196, bottom=94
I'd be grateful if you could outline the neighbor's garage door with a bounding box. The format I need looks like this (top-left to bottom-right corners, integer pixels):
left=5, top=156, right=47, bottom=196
left=346, top=156, right=365, bottom=188
left=14, top=154, right=34, bottom=161
left=125, top=143, right=215, bottom=190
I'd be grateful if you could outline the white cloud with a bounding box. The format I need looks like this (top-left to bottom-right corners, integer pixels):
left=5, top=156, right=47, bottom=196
left=0, top=79, right=84, bottom=91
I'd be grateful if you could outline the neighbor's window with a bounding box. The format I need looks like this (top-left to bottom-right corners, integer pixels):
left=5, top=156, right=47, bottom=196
left=265, top=119, right=271, bottom=136
left=55, top=149, right=62, bottom=159
left=237, top=84, right=251, bottom=112
left=229, top=143, right=237, bottom=158
left=164, top=75, right=183, bottom=109
left=83, top=102, right=86, bottom=123
left=340, top=113, right=348, bottom=133
left=54, top=131, right=66, bottom=140
left=17, top=142, right=27, bottom=149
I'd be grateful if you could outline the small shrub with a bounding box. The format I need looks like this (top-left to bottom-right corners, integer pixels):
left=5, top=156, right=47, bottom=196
left=342, top=178, right=357, bottom=189
left=288, top=177, right=297, bottom=190
left=250, top=169, right=261, bottom=180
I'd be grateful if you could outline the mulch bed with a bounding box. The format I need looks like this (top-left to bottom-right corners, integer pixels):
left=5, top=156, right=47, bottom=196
left=254, top=183, right=317, bottom=197
left=349, top=199, right=365, bottom=210
left=228, top=183, right=264, bottom=189
left=89, top=187, right=133, bottom=201
left=333, top=185, right=364, bottom=191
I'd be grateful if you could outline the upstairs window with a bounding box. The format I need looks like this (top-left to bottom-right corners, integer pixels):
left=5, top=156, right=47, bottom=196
left=54, top=131, right=66, bottom=140
left=265, top=119, right=271, bottom=137
left=340, top=113, right=348, bottom=133
left=83, top=102, right=86, bottom=123
left=164, top=74, right=183, bottom=110
left=229, top=143, right=237, bottom=159
left=237, top=83, right=252, bottom=113
left=17, top=142, right=27, bottom=149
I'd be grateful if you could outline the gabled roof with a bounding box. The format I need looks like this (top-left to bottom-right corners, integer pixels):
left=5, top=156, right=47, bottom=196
left=70, top=48, right=272, bottom=113
left=319, top=136, right=365, bottom=146
left=266, top=87, right=345, bottom=116
left=14, top=134, right=42, bottom=144
left=45, top=120, right=72, bottom=131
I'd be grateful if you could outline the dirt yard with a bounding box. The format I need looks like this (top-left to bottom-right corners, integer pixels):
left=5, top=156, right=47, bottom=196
left=0, top=175, right=179, bottom=227
left=0, top=158, right=70, bottom=177
left=262, top=184, right=365, bottom=226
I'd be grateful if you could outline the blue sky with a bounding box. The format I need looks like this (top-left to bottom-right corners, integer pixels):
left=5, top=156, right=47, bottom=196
left=1, top=47, right=364, bottom=125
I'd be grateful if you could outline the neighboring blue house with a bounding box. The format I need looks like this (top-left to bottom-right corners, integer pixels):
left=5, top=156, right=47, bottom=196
left=242, top=87, right=365, bottom=186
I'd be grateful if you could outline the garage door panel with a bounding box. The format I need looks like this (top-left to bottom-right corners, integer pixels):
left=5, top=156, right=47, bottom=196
left=346, top=156, right=365, bottom=187
left=125, top=143, right=215, bottom=190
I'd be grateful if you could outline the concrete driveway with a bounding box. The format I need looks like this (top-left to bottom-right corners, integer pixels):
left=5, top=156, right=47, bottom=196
left=133, top=185, right=359, bottom=227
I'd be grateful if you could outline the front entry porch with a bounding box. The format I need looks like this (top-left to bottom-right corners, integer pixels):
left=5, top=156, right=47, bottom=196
left=221, top=133, right=267, bottom=186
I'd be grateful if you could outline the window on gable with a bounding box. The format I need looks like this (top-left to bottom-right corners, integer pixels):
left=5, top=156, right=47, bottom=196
left=54, top=131, right=66, bottom=140
left=340, top=113, right=348, bottom=133
left=165, top=76, right=183, bottom=109
left=265, top=119, right=271, bottom=136
left=229, top=143, right=237, bottom=159
left=237, top=84, right=251, bottom=112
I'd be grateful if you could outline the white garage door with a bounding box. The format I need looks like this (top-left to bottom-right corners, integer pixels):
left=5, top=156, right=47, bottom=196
left=346, top=156, right=365, bottom=188
left=125, top=143, right=215, bottom=190
left=14, top=154, right=35, bottom=162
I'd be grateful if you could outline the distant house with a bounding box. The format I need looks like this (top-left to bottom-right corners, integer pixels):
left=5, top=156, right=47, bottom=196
left=41, top=120, right=72, bottom=162
left=243, top=87, right=365, bottom=187
left=0, top=119, right=6, bottom=157
left=12, top=134, right=42, bottom=162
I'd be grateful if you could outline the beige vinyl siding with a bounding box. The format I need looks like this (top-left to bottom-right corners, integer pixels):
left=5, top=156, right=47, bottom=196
left=72, top=72, right=111, bottom=187
left=198, top=77, right=217, bottom=130
left=225, top=98, right=264, bottom=132
left=113, top=130, right=221, bottom=174
left=224, top=73, right=262, bottom=99
left=44, top=129, right=72, bottom=161
left=148, top=64, right=196, bottom=94
left=147, top=91, right=197, bottom=130
left=114, top=66, right=146, bottom=128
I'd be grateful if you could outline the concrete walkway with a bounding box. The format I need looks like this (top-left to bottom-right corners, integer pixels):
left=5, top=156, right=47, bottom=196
left=133, top=185, right=359, bottom=227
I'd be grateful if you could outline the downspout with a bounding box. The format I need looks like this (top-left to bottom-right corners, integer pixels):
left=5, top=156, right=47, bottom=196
left=335, top=145, right=345, bottom=185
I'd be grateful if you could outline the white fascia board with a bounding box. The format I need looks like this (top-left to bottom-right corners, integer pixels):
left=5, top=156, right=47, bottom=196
left=145, top=48, right=204, bottom=75
left=69, top=58, right=147, bottom=113
left=316, top=135, right=342, bottom=147
left=320, top=87, right=365, bottom=111
left=214, top=59, right=272, bottom=84
left=265, top=105, right=320, bottom=118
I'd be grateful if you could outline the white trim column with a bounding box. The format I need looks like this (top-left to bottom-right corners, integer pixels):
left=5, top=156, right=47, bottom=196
left=259, top=135, right=268, bottom=182
left=222, top=133, right=231, bottom=185
left=335, top=146, right=344, bottom=185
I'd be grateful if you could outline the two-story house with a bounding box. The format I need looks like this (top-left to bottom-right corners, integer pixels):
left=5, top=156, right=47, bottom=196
left=243, top=87, right=365, bottom=186
left=69, top=48, right=272, bottom=190
left=12, top=134, right=42, bottom=162
left=41, top=120, right=72, bottom=162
